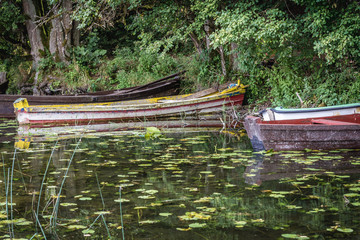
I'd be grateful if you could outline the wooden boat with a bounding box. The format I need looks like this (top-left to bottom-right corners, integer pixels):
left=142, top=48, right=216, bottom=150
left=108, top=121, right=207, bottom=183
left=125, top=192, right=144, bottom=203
left=244, top=114, right=360, bottom=151
left=14, top=82, right=247, bottom=125
left=260, top=102, right=360, bottom=121
left=0, top=71, right=183, bottom=118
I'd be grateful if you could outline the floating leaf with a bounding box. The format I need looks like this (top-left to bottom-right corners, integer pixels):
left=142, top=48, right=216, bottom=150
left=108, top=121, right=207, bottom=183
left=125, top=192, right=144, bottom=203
left=94, top=211, right=111, bottom=215
left=176, top=227, right=192, bottom=231
left=159, top=212, right=173, bottom=217
left=178, top=210, right=211, bottom=220
left=225, top=184, right=236, bottom=188
left=114, top=199, right=130, bottom=203
left=138, top=195, right=155, bottom=199
left=134, top=206, right=148, bottom=210
left=67, top=225, right=87, bottom=230
left=221, top=165, right=235, bottom=169
left=269, top=194, right=285, bottom=198
left=281, top=234, right=309, bottom=239
left=285, top=205, right=302, bottom=210
left=139, top=220, right=160, bottom=224
left=60, top=203, right=77, bottom=207
left=189, top=223, right=206, bottom=228
left=82, top=229, right=95, bottom=234
left=145, top=127, right=162, bottom=140
left=79, top=197, right=92, bottom=201
left=234, top=220, right=247, bottom=227
left=337, top=228, right=353, bottom=233
left=144, top=190, right=158, bottom=195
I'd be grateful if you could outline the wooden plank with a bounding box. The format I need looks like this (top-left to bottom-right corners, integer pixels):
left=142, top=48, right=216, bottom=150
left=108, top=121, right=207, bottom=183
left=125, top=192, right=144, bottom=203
left=311, top=119, right=359, bottom=125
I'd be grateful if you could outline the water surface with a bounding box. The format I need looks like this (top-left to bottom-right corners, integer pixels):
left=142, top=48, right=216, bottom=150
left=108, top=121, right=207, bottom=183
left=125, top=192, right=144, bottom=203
left=1, top=120, right=360, bottom=239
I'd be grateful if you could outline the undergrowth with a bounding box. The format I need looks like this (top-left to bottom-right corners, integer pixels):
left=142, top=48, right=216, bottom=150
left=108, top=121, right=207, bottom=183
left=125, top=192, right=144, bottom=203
left=4, top=46, right=359, bottom=108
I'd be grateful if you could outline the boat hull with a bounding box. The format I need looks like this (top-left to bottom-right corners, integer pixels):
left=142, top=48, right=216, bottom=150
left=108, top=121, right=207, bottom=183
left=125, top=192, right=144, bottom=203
left=0, top=72, right=183, bottom=118
left=15, top=89, right=245, bottom=125
left=244, top=114, right=360, bottom=151
left=261, top=103, right=360, bottom=121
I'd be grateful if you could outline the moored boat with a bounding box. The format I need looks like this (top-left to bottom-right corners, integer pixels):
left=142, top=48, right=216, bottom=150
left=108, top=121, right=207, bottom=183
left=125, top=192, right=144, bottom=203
left=0, top=71, right=183, bottom=118
left=244, top=114, right=360, bottom=151
left=14, top=82, right=247, bottom=125
left=260, top=103, right=360, bottom=121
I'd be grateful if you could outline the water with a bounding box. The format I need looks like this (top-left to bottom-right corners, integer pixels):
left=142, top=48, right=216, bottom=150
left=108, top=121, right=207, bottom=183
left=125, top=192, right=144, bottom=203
left=1, top=119, right=360, bottom=239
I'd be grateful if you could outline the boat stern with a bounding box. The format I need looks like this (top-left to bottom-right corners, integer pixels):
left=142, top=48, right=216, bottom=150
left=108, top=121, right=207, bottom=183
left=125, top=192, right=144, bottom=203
left=13, top=98, right=30, bottom=124
left=244, top=116, right=266, bottom=151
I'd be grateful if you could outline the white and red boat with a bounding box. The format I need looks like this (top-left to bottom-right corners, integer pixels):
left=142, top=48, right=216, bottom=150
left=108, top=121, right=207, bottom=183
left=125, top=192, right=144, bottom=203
left=14, top=83, right=246, bottom=126
left=260, top=103, right=360, bottom=121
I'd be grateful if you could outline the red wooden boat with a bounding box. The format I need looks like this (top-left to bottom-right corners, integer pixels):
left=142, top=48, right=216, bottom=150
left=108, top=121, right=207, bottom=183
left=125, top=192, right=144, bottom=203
left=244, top=114, right=360, bottom=151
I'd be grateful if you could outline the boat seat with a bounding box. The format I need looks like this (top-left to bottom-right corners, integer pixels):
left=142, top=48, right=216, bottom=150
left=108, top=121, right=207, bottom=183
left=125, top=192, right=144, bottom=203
left=311, top=119, right=359, bottom=125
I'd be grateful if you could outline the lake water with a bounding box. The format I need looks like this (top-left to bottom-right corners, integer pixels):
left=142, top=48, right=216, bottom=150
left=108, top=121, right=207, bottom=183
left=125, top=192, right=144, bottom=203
left=1, top=119, right=360, bottom=239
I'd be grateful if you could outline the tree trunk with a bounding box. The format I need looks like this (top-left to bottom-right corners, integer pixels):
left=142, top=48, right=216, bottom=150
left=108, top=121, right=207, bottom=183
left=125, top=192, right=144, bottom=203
left=72, top=21, right=80, bottom=47
left=189, top=32, right=203, bottom=55
left=22, top=0, right=45, bottom=95
left=229, top=43, right=239, bottom=71
left=49, top=0, right=73, bottom=63
left=218, top=45, right=227, bottom=77
left=204, top=20, right=211, bottom=51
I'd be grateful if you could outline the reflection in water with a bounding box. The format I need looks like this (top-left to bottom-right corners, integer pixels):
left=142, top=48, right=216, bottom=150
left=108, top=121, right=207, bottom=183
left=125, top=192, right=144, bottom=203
left=244, top=152, right=264, bottom=186
left=0, top=119, right=360, bottom=239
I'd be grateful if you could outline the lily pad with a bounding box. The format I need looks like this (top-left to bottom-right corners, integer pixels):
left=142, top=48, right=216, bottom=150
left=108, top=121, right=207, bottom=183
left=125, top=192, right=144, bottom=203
left=67, top=225, right=87, bottom=230
left=189, top=223, right=206, bottom=228
left=281, top=234, right=309, bottom=239
left=337, top=228, right=353, bottom=233
left=159, top=212, right=173, bottom=217
left=79, top=197, right=92, bottom=201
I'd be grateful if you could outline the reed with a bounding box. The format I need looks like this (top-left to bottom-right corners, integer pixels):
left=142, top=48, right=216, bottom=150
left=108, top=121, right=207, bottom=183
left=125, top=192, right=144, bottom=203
left=2, top=154, right=6, bottom=198
left=6, top=168, right=10, bottom=236
left=2, top=153, right=8, bottom=235
left=95, top=172, right=105, bottom=210
left=119, top=186, right=125, bottom=240
left=34, top=211, right=47, bottom=240
left=37, top=140, right=58, bottom=219
left=84, top=213, right=112, bottom=238
left=10, top=149, right=16, bottom=237
left=50, top=137, right=82, bottom=230
left=29, top=233, right=38, bottom=240
left=101, top=214, right=111, bottom=238
left=95, top=172, right=112, bottom=238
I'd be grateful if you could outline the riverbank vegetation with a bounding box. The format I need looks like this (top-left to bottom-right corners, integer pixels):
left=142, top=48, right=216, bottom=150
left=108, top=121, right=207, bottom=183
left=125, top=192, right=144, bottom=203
left=1, top=0, right=359, bottom=107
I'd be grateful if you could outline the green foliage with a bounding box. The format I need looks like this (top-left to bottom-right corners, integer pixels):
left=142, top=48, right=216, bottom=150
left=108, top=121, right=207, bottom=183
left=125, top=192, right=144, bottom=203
left=3, top=61, right=32, bottom=94
left=71, top=31, right=107, bottom=69
left=61, top=62, right=91, bottom=92
left=243, top=65, right=360, bottom=108
left=94, top=47, right=181, bottom=91
left=0, top=1, right=25, bottom=58
left=182, top=52, right=225, bottom=91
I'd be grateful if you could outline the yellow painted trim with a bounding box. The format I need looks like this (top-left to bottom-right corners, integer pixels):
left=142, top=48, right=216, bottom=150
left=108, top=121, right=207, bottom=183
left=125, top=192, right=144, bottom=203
left=13, top=98, right=29, bottom=110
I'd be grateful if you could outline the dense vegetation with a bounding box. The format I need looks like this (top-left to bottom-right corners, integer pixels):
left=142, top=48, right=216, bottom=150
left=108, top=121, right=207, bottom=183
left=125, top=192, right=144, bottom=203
left=1, top=0, right=359, bottom=107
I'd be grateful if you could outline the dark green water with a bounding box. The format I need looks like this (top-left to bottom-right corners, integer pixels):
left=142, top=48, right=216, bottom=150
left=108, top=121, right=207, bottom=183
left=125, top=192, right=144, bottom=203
left=1, top=120, right=360, bottom=239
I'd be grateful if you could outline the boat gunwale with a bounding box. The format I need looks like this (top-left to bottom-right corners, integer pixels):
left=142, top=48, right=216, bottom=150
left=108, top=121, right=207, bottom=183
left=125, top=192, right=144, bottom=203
left=267, top=103, right=360, bottom=114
